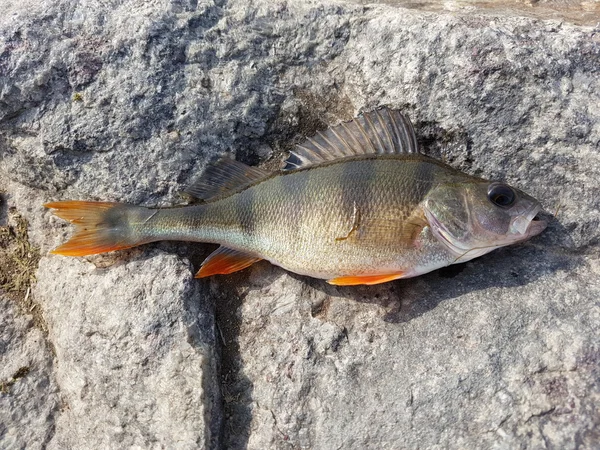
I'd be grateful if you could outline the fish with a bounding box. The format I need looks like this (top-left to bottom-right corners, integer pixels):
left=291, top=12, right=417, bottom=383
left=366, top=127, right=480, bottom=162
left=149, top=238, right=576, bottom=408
left=45, top=108, right=547, bottom=285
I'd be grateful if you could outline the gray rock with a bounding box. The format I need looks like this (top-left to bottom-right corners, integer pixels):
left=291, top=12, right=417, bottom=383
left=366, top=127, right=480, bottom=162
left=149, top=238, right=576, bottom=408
left=0, top=294, right=58, bottom=450
left=35, top=253, right=219, bottom=449
left=1, top=0, right=599, bottom=449
left=224, top=255, right=599, bottom=449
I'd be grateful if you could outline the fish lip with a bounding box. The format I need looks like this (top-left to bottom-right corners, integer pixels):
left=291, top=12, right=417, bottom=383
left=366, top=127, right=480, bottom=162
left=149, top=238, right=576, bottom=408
left=523, top=205, right=548, bottom=238
left=526, top=216, right=548, bottom=237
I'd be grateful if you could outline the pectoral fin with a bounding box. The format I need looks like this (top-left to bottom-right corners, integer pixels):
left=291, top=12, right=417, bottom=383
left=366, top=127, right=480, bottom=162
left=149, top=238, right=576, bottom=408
left=195, top=246, right=261, bottom=278
left=327, top=272, right=406, bottom=286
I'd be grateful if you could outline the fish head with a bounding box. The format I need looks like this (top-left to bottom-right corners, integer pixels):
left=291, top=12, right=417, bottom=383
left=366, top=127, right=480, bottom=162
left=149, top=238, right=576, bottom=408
left=424, top=180, right=547, bottom=262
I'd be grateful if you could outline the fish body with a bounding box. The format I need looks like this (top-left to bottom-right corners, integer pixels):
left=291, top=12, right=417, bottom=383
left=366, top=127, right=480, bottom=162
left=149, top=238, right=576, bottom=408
left=46, top=109, right=547, bottom=285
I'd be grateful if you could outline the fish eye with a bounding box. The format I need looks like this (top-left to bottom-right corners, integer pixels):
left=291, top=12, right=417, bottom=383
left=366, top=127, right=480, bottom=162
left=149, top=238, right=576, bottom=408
left=488, top=183, right=516, bottom=208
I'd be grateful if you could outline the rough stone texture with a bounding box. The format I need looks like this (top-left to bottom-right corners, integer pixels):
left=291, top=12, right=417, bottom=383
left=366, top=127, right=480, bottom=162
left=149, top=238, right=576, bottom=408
left=0, top=294, right=59, bottom=449
left=1, top=0, right=599, bottom=449
left=222, top=254, right=599, bottom=449
left=35, top=254, right=219, bottom=449
left=348, top=1, right=600, bottom=26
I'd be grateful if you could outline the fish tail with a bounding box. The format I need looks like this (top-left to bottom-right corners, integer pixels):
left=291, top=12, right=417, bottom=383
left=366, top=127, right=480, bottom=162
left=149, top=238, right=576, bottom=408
left=45, top=201, right=155, bottom=256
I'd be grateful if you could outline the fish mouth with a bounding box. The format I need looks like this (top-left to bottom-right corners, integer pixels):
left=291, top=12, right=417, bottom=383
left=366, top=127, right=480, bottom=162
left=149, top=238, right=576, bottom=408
left=424, top=203, right=548, bottom=260
left=512, top=205, right=547, bottom=238
left=526, top=213, right=548, bottom=237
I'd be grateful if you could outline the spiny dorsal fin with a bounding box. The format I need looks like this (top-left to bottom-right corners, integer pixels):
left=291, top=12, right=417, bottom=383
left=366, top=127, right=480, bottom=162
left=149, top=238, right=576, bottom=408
left=283, top=108, right=420, bottom=170
left=185, top=158, right=269, bottom=201
left=195, top=246, right=261, bottom=278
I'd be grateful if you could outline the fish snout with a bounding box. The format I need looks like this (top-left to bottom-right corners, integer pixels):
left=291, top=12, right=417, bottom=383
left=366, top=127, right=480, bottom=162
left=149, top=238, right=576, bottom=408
left=523, top=205, right=548, bottom=238
left=510, top=205, right=547, bottom=238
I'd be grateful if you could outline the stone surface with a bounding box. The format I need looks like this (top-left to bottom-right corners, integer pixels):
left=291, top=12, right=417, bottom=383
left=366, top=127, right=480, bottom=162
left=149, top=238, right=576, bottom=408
left=35, top=254, right=219, bottom=449
left=1, top=0, right=599, bottom=449
left=0, top=294, right=58, bottom=450
left=221, top=253, right=599, bottom=449
left=347, top=0, right=600, bottom=26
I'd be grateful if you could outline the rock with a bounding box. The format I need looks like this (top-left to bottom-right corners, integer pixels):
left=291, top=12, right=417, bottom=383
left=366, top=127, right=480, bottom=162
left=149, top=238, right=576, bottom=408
left=346, top=0, right=600, bottom=26
left=1, top=0, right=599, bottom=449
left=0, top=294, right=59, bottom=449
left=34, top=253, right=219, bottom=449
left=224, top=254, right=599, bottom=449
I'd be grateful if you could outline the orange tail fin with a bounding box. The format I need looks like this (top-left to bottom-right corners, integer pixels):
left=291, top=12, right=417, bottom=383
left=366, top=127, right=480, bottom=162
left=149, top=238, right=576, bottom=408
left=45, top=201, right=150, bottom=256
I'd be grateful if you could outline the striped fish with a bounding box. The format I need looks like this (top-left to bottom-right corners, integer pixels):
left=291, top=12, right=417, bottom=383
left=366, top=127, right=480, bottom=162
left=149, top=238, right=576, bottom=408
left=45, top=108, right=547, bottom=285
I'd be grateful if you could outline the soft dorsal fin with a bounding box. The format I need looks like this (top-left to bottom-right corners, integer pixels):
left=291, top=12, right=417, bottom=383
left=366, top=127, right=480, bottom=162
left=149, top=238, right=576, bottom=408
left=185, top=158, right=269, bottom=201
left=284, top=108, right=419, bottom=170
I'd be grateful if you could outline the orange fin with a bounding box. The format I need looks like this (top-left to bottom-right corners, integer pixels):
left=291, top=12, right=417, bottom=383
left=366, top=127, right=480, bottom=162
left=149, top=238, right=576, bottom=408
left=195, top=246, right=261, bottom=278
left=45, top=201, right=119, bottom=223
left=327, top=272, right=406, bottom=286
left=45, top=201, right=146, bottom=256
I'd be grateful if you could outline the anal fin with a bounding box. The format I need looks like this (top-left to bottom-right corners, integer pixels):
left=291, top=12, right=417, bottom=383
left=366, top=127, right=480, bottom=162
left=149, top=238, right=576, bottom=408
left=327, top=272, right=406, bottom=286
left=195, top=246, right=261, bottom=278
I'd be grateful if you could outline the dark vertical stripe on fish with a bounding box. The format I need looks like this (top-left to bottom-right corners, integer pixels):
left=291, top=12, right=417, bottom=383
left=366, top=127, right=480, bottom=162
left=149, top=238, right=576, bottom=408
left=278, top=170, right=309, bottom=239
left=341, top=158, right=375, bottom=236
left=414, top=160, right=436, bottom=199
left=236, top=186, right=255, bottom=236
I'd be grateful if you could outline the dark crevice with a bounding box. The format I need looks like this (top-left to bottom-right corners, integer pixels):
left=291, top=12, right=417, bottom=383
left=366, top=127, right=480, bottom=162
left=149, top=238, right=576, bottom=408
left=211, top=274, right=254, bottom=450
left=173, top=241, right=253, bottom=449
left=181, top=277, right=223, bottom=450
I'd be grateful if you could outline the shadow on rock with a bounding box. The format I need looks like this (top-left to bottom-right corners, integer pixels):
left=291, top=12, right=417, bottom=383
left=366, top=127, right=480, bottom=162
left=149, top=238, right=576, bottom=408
left=210, top=272, right=256, bottom=450
left=0, top=192, right=7, bottom=226
left=180, top=278, right=224, bottom=450
left=152, top=242, right=255, bottom=449
left=299, top=217, right=581, bottom=323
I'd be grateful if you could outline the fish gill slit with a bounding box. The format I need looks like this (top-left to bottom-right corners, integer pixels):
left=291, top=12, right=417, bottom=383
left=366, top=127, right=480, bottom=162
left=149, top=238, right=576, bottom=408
left=451, top=243, right=498, bottom=264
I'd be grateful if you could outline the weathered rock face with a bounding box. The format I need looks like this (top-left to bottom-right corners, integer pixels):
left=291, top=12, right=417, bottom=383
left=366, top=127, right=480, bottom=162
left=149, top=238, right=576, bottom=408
left=347, top=0, right=600, bottom=26
left=0, top=294, right=58, bottom=449
left=1, top=0, right=599, bottom=449
left=35, top=254, right=219, bottom=449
